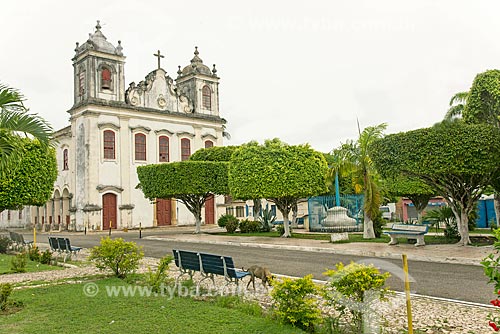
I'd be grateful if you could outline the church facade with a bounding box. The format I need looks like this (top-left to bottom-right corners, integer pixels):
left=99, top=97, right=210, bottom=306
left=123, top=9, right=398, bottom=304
left=1, top=22, right=225, bottom=230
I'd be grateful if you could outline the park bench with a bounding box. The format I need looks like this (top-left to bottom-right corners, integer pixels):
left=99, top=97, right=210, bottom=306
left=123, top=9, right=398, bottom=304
left=9, top=231, right=33, bottom=250
left=48, top=237, right=82, bottom=261
left=383, top=224, right=429, bottom=247
left=172, top=249, right=250, bottom=293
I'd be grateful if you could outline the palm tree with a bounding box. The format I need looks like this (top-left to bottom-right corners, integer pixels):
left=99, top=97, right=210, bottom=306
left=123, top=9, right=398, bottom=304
left=444, top=91, right=468, bottom=120
left=0, top=84, right=53, bottom=175
left=330, top=123, right=387, bottom=238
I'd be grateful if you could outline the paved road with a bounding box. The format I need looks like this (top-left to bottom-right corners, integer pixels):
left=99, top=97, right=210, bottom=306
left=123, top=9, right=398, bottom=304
left=36, top=230, right=494, bottom=304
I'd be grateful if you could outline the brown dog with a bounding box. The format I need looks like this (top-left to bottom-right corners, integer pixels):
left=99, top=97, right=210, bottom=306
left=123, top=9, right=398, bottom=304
left=244, top=265, right=273, bottom=290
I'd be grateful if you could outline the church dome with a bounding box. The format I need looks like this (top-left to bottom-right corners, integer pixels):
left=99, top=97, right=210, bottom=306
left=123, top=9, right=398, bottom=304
left=179, top=47, right=212, bottom=76
left=75, top=21, right=123, bottom=57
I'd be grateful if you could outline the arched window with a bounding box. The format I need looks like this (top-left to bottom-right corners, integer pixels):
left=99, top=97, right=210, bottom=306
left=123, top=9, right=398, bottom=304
left=202, top=85, right=211, bottom=110
left=101, top=67, right=112, bottom=89
left=63, top=149, right=69, bottom=170
left=181, top=138, right=191, bottom=161
left=103, top=130, right=115, bottom=159
left=159, top=136, right=169, bottom=162
left=205, top=140, right=214, bottom=148
left=135, top=133, right=147, bottom=161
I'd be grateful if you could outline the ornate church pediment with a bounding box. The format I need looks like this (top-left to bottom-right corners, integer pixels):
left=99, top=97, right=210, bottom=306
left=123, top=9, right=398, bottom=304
left=125, top=69, right=193, bottom=113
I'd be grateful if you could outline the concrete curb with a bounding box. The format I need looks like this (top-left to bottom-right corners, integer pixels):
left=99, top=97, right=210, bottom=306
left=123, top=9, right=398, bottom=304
left=144, top=236, right=482, bottom=266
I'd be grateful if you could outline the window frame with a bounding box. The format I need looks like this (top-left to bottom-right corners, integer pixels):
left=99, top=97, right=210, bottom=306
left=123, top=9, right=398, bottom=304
left=101, top=67, right=112, bottom=90
left=202, top=85, right=211, bottom=110
left=158, top=135, right=169, bottom=162
left=180, top=138, right=191, bottom=161
left=103, top=130, right=116, bottom=160
left=135, top=133, right=147, bottom=161
left=63, top=148, right=69, bottom=170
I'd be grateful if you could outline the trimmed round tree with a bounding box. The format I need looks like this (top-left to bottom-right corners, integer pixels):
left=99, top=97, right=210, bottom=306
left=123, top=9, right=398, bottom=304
left=369, top=121, right=500, bottom=245
left=0, top=139, right=57, bottom=212
left=137, top=161, right=229, bottom=234
left=383, top=178, right=434, bottom=222
left=229, top=139, right=328, bottom=237
left=189, top=145, right=239, bottom=162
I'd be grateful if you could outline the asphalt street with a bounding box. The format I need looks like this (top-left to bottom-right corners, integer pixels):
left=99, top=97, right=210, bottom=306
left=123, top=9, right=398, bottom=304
left=42, top=230, right=494, bottom=305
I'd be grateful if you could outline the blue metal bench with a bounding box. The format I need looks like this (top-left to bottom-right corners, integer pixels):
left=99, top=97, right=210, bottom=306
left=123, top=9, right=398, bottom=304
left=9, top=231, right=33, bottom=250
left=383, top=224, right=429, bottom=246
left=54, top=237, right=82, bottom=261
left=173, top=249, right=250, bottom=293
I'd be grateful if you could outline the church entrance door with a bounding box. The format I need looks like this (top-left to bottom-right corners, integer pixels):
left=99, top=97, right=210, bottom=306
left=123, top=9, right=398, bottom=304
left=205, top=195, right=215, bottom=225
left=102, top=193, right=117, bottom=230
left=156, top=198, right=172, bottom=226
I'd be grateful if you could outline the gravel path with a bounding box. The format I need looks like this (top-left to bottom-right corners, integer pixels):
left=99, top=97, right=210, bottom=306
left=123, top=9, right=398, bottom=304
left=1, top=254, right=494, bottom=333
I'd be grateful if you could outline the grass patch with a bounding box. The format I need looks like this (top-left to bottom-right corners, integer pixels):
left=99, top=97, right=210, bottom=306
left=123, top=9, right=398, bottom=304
left=2, top=278, right=304, bottom=334
left=0, top=254, right=63, bottom=275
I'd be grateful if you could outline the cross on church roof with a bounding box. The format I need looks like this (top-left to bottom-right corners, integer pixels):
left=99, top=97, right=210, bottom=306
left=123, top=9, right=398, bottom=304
left=153, top=50, right=164, bottom=69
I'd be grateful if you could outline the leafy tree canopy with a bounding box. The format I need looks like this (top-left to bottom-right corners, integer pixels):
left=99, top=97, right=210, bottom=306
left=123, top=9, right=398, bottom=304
left=137, top=161, right=229, bottom=199
left=0, top=139, right=57, bottom=211
left=463, top=69, right=500, bottom=128
left=229, top=139, right=328, bottom=200
left=189, top=145, right=239, bottom=162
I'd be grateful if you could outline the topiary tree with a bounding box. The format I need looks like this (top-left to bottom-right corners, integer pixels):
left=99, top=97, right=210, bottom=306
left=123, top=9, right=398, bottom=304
left=369, top=121, right=500, bottom=245
left=137, top=161, right=229, bottom=234
left=463, top=69, right=500, bottom=228
left=189, top=145, right=239, bottom=162
left=0, top=139, right=57, bottom=212
left=229, top=139, right=328, bottom=237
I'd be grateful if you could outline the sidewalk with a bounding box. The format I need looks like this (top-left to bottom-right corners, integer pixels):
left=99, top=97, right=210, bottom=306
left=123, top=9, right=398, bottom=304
left=145, top=227, right=494, bottom=266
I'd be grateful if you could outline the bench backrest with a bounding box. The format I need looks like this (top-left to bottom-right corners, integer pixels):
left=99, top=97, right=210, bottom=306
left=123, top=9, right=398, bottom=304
left=173, top=249, right=241, bottom=278
left=175, top=250, right=201, bottom=271
left=48, top=237, right=58, bottom=250
left=57, top=237, right=69, bottom=251
left=199, top=253, right=225, bottom=276
left=391, top=224, right=428, bottom=233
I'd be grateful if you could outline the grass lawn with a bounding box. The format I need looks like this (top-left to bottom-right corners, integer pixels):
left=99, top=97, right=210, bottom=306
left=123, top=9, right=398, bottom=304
left=0, top=254, right=63, bottom=275
left=2, top=278, right=304, bottom=334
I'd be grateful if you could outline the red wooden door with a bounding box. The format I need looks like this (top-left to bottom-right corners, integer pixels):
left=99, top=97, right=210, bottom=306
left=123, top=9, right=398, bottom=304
left=156, top=198, right=172, bottom=226
left=102, top=193, right=117, bottom=230
left=205, top=195, right=215, bottom=224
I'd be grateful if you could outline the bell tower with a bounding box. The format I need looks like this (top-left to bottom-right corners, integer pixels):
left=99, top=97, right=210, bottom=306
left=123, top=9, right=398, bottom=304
left=176, top=47, right=220, bottom=116
left=72, top=21, right=126, bottom=106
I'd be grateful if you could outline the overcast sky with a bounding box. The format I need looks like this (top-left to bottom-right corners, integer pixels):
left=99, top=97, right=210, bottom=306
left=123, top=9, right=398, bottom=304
left=2, top=1, right=499, bottom=153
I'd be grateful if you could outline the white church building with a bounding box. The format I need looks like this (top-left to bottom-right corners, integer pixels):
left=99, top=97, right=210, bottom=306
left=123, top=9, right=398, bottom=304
left=1, top=22, right=226, bottom=231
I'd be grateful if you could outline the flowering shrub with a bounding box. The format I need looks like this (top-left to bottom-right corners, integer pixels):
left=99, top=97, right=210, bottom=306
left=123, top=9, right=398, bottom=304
left=482, top=229, right=500, bottom=331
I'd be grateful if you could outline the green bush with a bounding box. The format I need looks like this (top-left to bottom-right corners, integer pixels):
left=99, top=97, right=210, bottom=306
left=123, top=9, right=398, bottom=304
left=39, top=249, right=53, bottom=265
left=225, top=219, right=239, bottom=233
left=89, top=237, right=144, bottom=278
left=239, top=219, right=261, bottom=233
left=10, top=253, right=27, bottom=273
left=144, top=255, right=174, bottom=293
left=323, top=262, right=391, bottom=332
left=372, top=211, right=384, bottom=238
left=28, top=246, right=41, bottom=262
left=218, top=214, right=238, bottom=228
left=0, top=236, right=11, bottom=253
left=270, top=274, right=321, bottom=332
left=0, top=283, right=13, bottom=311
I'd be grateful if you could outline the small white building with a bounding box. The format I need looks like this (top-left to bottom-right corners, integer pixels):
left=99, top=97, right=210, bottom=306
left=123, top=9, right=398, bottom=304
left=0, top=22, right=225, bottom=231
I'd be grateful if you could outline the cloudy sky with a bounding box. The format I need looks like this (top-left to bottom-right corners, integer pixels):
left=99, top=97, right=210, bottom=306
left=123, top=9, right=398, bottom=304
left=2, top=1, right=499, bottom=153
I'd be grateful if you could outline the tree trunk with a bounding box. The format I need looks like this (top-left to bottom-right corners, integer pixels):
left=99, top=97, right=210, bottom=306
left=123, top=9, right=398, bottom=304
left=494, top=192, right=500, bottom=228
left=291, top=204, right=298, bottom=228
left=363, top=212, right=375, bottom=239
left=194, top=212, right=202, bottom=234
left=282, top=208, right=291, bottom=238
left=457, top=209, right=471, bottom=246
left=252, top=199, right=262, bottom=221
